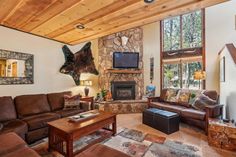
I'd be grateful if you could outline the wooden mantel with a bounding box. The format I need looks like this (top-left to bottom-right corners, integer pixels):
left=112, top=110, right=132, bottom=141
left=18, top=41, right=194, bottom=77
left=106, top=69, right=143, bottom=74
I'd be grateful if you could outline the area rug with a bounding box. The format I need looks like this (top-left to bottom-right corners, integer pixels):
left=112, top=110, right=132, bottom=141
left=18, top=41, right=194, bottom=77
left=104, top=128, right=201, bottom=157
left=32, top=128, right=201, bottom=157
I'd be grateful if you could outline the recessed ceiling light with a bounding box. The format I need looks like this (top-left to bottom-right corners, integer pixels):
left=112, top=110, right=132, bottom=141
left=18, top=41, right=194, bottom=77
left=144, top=0, right=155, bottom=3
left=76, top=24, right=85, bottom=29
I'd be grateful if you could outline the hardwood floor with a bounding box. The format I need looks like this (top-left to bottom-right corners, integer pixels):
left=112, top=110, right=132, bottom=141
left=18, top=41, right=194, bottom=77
left=117, top=113, right=236, bottom=157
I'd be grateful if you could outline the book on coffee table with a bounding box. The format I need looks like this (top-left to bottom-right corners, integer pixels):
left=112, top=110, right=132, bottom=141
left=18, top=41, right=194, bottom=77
left=68, top=111, right=99, bottom=122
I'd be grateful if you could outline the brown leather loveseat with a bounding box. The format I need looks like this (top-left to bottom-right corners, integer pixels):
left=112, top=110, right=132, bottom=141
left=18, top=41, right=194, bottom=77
left=148, top=89, right=223, bottom=133
left=0, top=91, right=89, bottom=144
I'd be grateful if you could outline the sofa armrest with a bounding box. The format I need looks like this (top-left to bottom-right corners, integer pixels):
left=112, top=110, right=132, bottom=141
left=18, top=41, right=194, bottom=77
left=147, top=97, right=160, bottom=108
left=148, top=97, right=160, bottom=103
left=204, top=104, right=223, bottom=135
left=80, top=101, right=91, bottom=111
left=205, top=104, right=224, bottom=118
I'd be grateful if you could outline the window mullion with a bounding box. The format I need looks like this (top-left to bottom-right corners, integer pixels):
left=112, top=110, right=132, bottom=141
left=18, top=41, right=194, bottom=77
left=180, top=15, right=183, bottom=50
left=179, top=15, right=183, bottom=88
left=179, top=61, right=183, bottom=88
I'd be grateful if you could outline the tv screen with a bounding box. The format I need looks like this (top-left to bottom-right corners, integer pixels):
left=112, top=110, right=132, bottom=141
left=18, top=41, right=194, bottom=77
left=113, top=52, right=139, bottom=69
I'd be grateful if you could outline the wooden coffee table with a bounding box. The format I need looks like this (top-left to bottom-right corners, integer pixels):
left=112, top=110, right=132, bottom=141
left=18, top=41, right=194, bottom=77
left=47, top=110, right=116, bottom=157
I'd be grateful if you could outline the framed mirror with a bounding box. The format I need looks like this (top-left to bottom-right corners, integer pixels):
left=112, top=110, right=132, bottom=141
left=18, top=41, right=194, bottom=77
left=0, top=49, right=34, bottom=85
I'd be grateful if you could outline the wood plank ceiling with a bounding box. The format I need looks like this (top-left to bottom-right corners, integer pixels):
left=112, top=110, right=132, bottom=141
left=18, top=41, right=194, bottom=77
left=0, top=0, right=228, bottom=45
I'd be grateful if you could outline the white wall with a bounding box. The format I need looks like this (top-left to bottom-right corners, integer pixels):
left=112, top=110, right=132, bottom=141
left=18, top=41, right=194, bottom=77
left=219, top=47, right=236, bottom=120
left=143, top=22, right=161, bottom=96
left=205, top=0, right=236, bottom=91
left=206, top=0, right=236, bottom=119
left=0, top=26, right=99, bottom=97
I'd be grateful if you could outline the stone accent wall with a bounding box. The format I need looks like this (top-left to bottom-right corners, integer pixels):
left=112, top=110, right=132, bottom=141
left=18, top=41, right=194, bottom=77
left=98, top=27, right=144, bottom=99
left=95, top=100, right=148, bottom=114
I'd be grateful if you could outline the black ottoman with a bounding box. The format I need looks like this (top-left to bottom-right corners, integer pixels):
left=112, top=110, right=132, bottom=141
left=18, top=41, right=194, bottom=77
left=143, top=108, right=180, bottom=134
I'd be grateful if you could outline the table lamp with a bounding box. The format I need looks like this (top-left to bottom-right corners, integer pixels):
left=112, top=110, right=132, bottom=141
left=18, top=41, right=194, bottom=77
left=194, top=70, right=206, bottom=89
left=80, top=80, right=93, bottom=96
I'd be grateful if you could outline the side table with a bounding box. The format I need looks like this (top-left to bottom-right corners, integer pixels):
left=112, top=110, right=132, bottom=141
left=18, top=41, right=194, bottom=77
left=208, top=118, right=236, bottom=151
left=80, top=96, right=94, bottom=110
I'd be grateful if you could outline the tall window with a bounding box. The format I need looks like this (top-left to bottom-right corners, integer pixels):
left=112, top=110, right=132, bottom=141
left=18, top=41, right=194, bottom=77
left=161, top=10, right=204, bottom=89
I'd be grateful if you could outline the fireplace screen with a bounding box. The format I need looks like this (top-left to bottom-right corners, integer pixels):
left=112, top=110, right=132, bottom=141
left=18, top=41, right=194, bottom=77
left=111, top=81, right=135, bottom=100
left=117, top=88, right=132, bottom=98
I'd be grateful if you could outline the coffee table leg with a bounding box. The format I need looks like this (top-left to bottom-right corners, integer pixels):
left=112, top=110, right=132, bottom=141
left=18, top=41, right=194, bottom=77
left=48, top=127, right=53, bottom=152
left=66, top=139, right=73, bottom=157
left=112, top=116, right=117, bottom=136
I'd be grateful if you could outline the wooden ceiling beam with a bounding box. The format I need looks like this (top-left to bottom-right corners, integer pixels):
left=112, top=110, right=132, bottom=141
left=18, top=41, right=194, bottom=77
left=69, top=0, right=228, bottom=45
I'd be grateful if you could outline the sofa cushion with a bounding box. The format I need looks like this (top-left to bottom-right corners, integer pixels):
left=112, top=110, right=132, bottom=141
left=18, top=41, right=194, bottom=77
left=0, top=97, right=17, bottom=122
left=64, top=94, right=81, bottom=109
left=47, top=91, right=72, bottom=111
left=177, top=89, right=191, bottom=107
left=15, top=94, right=51, bottom=118
left=0, top=132, right=26, bottom=156
left=55, top=109, right=84, bottom=118
left=1, top=119, right=28, bottom=140
left=150, top=102, right=186, bottom=114
left=26, top=127, right=48, bottom=144
left=188, top=90, right=202, bottom=105
left=22, top=113, right=60, bottom=131
left=165, top=89, right=179, bottom=103
left=203, top=90, right=218, bottom=101
left=192, top=94, right=217, bottom=111
left=181, top=108, right=206, bottom=120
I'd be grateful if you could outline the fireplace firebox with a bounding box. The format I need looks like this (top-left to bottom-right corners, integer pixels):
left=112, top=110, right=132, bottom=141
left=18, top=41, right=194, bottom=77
left=111, top=81, right=136, bottom=100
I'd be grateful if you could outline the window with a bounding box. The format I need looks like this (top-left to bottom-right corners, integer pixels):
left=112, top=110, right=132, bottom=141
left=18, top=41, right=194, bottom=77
left=161, top=10, right=205, bottom=89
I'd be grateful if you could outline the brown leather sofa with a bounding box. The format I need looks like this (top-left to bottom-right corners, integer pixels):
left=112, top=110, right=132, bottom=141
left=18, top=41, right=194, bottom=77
left=148, top=89, right=223, bottom=133
left=0, top=91, right=89, bottom=144
left=0, top=96, right=28, bottom=140
left=0, top=132, right=40, bottom=157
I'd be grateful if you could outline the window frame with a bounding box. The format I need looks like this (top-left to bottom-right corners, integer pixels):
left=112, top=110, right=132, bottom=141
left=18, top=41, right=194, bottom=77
left=160, top=9, right=206, bottom=90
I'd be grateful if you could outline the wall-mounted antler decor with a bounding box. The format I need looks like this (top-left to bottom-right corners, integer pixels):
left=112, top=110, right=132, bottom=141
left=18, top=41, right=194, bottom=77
left=60, top=42, right=99, bottom=85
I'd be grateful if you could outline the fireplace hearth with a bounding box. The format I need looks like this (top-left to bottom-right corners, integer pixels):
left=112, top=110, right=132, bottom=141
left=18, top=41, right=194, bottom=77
left=111, top=81, right=136, bottom=100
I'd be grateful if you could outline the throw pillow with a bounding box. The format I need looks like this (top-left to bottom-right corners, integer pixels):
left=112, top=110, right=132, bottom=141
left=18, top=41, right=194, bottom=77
left=177, top=89, right=190, bottom=107
left=165, top=89, right=179, bottom=103
left=0, top=123, right=3, bottom=131
left=188, top=90, right=202, bottom=105
left=192, top=93, right=217, bottom=111
left=64, top=94, right=81, bottom=109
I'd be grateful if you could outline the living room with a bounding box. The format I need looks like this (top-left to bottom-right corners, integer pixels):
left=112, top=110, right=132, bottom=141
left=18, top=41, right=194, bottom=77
left=0, top=0, right=236, bottom=157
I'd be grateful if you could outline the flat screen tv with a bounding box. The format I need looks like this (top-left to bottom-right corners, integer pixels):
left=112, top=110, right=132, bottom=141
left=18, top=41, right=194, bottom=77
left=113, top=52, right=139, bottom=69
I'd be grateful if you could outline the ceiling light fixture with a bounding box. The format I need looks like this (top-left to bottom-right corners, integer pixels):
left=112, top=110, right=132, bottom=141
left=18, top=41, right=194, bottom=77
left=144, top=0, right=155, bottom=3
left=76, top=24, right=85, bottom=29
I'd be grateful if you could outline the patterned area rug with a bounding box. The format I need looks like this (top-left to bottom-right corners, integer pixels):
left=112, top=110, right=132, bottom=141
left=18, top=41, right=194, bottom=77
left=32, top=128, right=201, bottom=157
left=104, top=128, right=201, bottom=157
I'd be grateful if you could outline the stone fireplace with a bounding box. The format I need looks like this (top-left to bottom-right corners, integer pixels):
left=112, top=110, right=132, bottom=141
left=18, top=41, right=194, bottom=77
left=111, top=81, right=136, bottom=100
left=98, top=27, right=144, bottom=99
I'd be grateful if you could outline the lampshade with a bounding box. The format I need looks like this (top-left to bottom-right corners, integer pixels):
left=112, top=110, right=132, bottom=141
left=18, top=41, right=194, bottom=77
left=194, top=71, right=206, bottom=80
left=80, top=80, right=92, bottom=86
